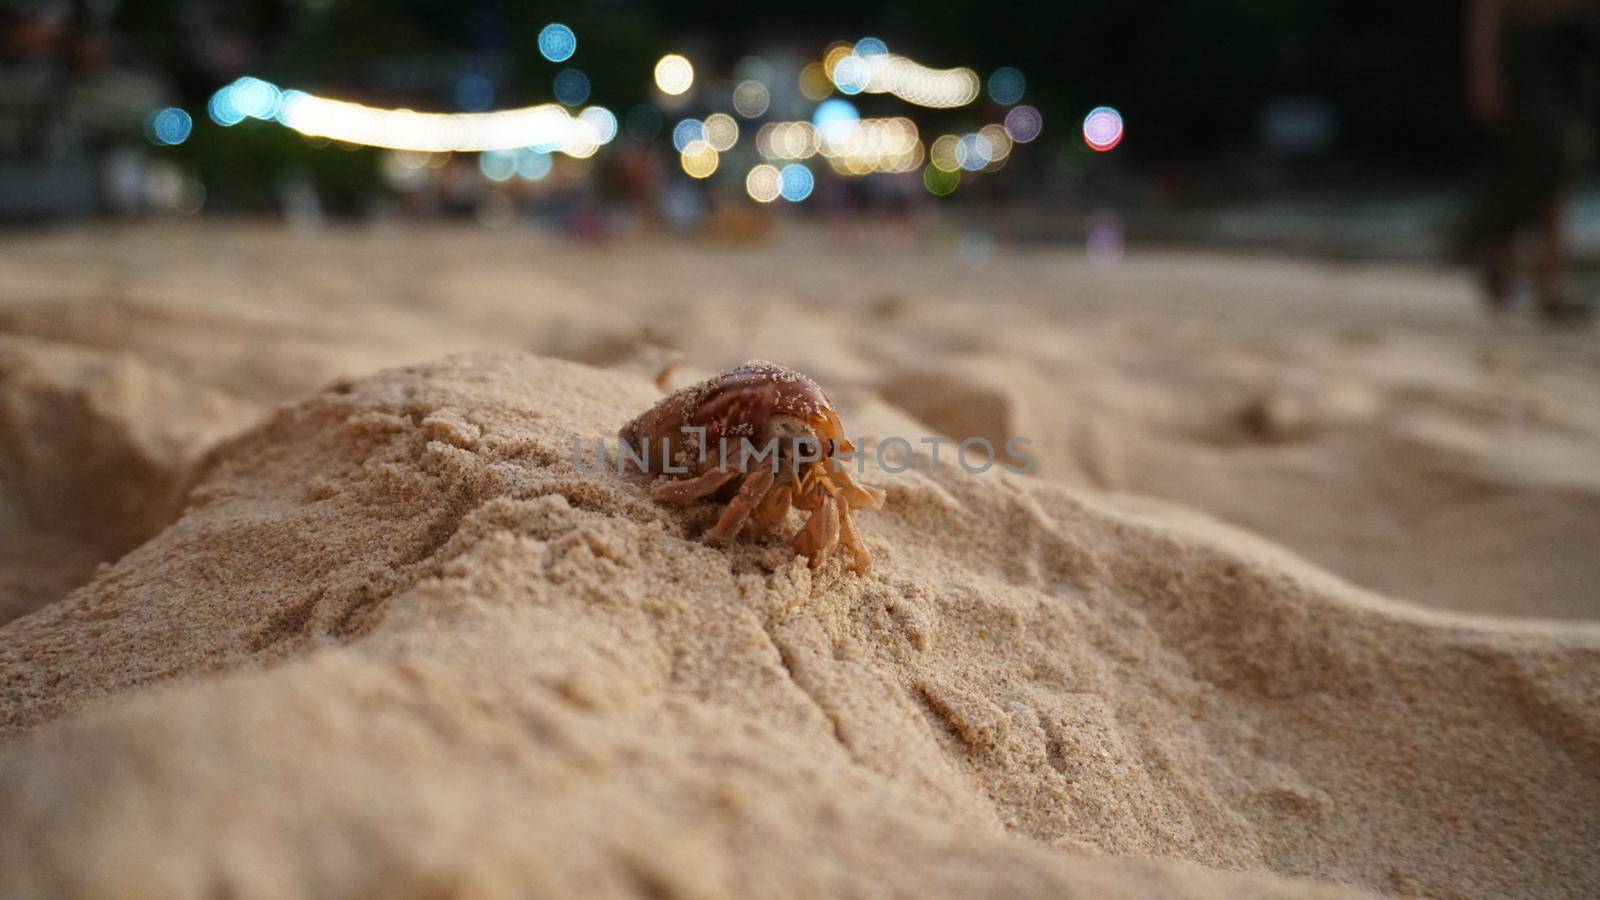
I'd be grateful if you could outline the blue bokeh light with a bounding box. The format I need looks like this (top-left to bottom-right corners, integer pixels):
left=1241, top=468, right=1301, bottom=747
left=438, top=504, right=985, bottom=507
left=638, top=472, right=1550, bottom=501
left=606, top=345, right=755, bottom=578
left=146, top=107, right=193, bottom=145
left=479, top=150, right=517, bottom=182
left=455, top=74, right=495, bottom=111
left=988, top=67, right=1026, bottom=105
left=207, top=91, right=244, bottom=126
left=229, top=77, right=281, bottom=119
left=553, top=69, right=590, bottom=106
left=854, top=37, right=889, bottom=58
left=779, top=163, right=814, bottom=202
left=208, top=76, right=282, bottom=126
left=672, top=118, right=706, bottom=152
left=538, top=24, right=577, bottom=63
left=812, top=98, right=860, bottom=144
left=516, top=149, right=553, bottom=181
left=956, top=133, right=993, bottom=171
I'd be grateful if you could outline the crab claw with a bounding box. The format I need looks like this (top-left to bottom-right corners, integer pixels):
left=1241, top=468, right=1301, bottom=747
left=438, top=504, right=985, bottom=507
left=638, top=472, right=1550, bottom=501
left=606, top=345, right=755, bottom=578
left=831, top=464, right=885, bottom=510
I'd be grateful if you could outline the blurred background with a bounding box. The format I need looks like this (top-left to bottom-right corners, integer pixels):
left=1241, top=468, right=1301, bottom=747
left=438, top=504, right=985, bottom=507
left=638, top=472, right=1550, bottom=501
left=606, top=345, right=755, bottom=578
left=3, top=0, right=1595, bottom=261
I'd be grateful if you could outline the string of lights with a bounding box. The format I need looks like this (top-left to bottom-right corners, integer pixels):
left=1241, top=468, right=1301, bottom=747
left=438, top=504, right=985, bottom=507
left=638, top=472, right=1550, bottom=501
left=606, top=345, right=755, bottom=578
left=157, top=29, right=1125, bottom=202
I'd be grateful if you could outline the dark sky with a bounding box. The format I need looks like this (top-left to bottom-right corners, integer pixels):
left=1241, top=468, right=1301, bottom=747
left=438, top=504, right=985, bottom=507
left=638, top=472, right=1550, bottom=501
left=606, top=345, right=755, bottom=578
left=119, top=0, right=1475, bottom=169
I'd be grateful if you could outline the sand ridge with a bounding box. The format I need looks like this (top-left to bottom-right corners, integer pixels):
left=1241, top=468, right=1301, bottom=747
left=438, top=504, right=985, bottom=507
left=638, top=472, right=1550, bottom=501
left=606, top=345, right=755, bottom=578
left=2, top=351, right=1595, bottom=898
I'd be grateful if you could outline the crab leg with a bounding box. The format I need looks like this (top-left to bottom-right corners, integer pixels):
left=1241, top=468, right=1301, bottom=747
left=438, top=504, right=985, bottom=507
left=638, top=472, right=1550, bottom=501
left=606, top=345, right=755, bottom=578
left=651, top=466, right=740, bottom=506
left=706, top=468, right=775, bottom=544
left=792, top=469, right=823, bottom=511
left=838, top=503, right=872, bottom=574
left=793, top=494, right=841, bottom=568
left=751, top=480, right=794, bottom=535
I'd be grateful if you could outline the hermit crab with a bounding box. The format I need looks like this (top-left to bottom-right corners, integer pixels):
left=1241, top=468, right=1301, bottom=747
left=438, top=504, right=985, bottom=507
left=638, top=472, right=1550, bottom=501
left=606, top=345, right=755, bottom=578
left=620, top=360, right=885, bottom=572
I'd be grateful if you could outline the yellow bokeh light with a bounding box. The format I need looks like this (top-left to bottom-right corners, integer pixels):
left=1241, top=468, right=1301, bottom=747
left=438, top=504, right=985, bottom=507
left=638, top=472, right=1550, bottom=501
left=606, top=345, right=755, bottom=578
left=680, top=140, right=719, bottom=178
left=745, top=164, right=782, bottom=202
left=822, top=43, right=854, bottom=79
left=756, top=121, right=822, bottom=160
left=798, top=63, right=833, bottom=101
left=929, top=134, right=960, bottom=172
left=272, top=92, right=608, bottom=155
left=979, top=124, right=1013, bottom=162
left=704, top=113, right=739, bottom=151
left=811, top=116, right=924, bottom=174
left=851, top=55, right=981, bottom=109
left=654, top=54, right=695, bottom=96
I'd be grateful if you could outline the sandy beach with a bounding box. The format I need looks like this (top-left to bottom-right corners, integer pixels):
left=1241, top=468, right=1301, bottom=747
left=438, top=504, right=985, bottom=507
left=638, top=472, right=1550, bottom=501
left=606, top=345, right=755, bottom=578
left=2, top=223, right=1598, bottom=897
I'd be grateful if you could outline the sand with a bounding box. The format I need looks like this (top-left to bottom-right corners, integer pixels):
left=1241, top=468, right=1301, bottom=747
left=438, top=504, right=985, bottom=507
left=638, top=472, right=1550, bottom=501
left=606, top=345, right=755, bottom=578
left=1, top=223, right=1598, bottom=897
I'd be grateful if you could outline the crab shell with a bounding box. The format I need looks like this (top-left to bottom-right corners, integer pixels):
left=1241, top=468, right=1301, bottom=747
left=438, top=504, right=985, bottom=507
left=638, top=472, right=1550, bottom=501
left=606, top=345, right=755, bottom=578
left=620, top=360, right=883, bottom=572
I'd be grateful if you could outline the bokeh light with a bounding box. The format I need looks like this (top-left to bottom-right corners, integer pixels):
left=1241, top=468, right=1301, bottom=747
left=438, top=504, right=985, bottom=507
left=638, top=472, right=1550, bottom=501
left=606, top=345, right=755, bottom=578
left=756, top=122, right=820, bottom=159
left=978, top=124, right=1013, bottom=164
left=779, top=163, right=814, bottom=201
left=207, top=92, right=244, bottom=126
left=786, top=115, right=923, bottom=174
left=654, top=54, right=695, bottom=96
left=625, top=105, right=662, bottom=141
left=1004, top=105, right=1044, bottom=143
left=455, top=74, right=494, bottom=111
left=680, top=140, right=719, bottom=178
left=1083, top=106, right=1124, bottom=151
left=177, top=37, right=1050, bottom=199
left=578, top=106, right=618, bottom=144
left=812, top=99, right=860, bottom=143
left=272, top=90, right=306, bottom=124
left=479, top=150, right=516, bottom=182
left=208, top=76, right=283, bottom=125
left=955, top=133, right=993, bottom=171
left=516, top=148, right=553, bottom=181
left=923, top=165, right=960, bottom=196
left=987, top=67, right=1026, bottom=105
left=732, top=80, right=770, bottom=118
left=822, top=43, right=854, bottom=79
left=553, top=69, right=590, bottom=107
left=538, top=24, right=576, bottom=63
left=145, top=107, right=192, bottom=146
left=275, top=89, right=602, bottom=154
left=704, top=113, right=739, bottom=151
left=672, top=118, right=706, bottom=152
left=745, top=164, right=782, bottom=203
left=228, top=77, right=281, bottom=119
left=833, top=49, right=980, bottom=108
left=563, top=131, right=601, bottom=159
left=832, top=55, right=871, bottom=95
left=854, top=37, right=889, bottom=58
left=798, top=63, right=833, bottom=101
left=382, top=151, right=431, bottom=191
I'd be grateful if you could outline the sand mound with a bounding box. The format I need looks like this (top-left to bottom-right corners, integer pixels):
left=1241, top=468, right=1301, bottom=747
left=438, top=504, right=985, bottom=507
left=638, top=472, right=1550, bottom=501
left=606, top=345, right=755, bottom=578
left=0, top=337, right=253, bottom=624
left=2, top=352, right=1594, bottom=898
left=6, top=226, right=1600, bottom=622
